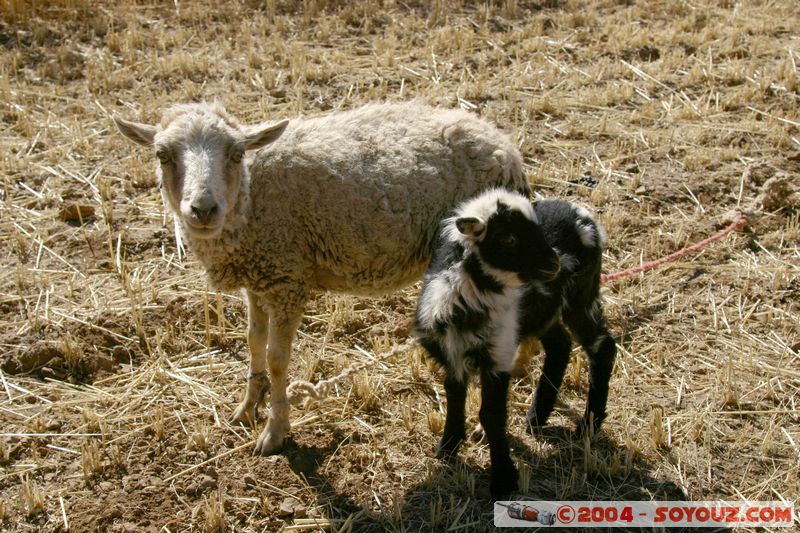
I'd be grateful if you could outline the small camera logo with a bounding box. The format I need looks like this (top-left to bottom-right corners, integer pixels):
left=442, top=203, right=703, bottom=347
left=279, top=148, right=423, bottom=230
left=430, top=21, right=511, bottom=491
left=496, top=502, right=556, bottom=525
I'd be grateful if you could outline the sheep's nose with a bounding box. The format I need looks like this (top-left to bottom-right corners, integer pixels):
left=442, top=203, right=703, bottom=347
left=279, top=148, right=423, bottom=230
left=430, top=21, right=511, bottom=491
left=190, top=203, right=219, bottom=224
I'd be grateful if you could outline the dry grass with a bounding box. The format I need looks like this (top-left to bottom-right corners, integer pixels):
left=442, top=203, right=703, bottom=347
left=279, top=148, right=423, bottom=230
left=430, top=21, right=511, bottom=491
left=1, top=0, right=799, bottom=531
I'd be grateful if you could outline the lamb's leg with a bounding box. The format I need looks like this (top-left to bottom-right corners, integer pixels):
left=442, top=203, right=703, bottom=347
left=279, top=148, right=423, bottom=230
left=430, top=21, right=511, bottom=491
left=526, top=323, right=572, bottom=430
left=253, top=307, right=303, bottom=456
left=479, top=368, right=517, bottom=500
left=231, top=291, right=270, bottom=427
left=564, top=307, right=616, bottom=436
left=436, top=372, right=468, bottom=458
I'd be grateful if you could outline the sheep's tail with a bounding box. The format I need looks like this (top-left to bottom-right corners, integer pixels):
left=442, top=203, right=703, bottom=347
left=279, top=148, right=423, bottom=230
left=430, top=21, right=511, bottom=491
left=286, top=340, right=416, bottom=406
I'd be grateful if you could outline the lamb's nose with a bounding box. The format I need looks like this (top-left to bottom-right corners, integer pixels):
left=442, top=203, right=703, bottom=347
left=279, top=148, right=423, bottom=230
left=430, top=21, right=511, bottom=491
left=190, top=203, right=218, bottom=224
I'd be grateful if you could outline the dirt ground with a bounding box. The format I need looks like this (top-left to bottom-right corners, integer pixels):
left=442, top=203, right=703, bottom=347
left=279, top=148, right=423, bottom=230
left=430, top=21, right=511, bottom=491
left=1, top=1, right=798, bottom=531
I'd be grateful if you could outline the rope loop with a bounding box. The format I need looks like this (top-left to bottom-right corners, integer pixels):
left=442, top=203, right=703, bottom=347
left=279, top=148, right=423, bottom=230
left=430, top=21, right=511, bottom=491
left=287, top=341, right=414, bottom=406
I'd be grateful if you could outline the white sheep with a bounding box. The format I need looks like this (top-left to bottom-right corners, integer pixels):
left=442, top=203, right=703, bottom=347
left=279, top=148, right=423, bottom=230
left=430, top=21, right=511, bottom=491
left=113, top=100, right=530, bottom=455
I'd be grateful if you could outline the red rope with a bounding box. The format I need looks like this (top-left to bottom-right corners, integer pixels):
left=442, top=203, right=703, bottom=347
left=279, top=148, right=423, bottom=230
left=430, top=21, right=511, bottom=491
left=601, top=212, right=749, bottom=285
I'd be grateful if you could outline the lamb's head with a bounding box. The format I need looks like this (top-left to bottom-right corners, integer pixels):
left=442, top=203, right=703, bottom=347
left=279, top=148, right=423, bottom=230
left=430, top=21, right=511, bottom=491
left=113, top=102, right=288, bottom=239
left=448, top=189, right=561, bottom=286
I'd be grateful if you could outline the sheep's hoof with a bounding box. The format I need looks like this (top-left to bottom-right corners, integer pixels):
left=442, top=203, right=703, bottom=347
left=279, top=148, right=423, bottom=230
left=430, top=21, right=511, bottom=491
left=253, top=425, right=287, bottom=456
left=230, top=402, right=258, bottom=428
left=490, top=462, right=518, bottom=501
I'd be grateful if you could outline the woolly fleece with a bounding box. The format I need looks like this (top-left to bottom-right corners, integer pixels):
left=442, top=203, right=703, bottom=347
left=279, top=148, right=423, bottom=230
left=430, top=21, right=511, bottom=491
left=184, top=101, right=530, bottom=307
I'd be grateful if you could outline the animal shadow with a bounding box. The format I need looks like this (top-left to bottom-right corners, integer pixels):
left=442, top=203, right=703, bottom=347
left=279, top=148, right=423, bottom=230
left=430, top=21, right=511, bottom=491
left=283, top=418, right=705, bottom=532
left=398, top=425, right=707, bottom=533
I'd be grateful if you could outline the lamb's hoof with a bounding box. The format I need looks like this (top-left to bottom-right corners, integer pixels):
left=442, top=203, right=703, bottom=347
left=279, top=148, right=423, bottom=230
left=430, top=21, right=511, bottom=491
left=525, top=417, right=544, bottom=435
left=253, top=427, right=286, bottom=456
left=575, top=415, right=603, bottom=439
left=230, top=402, right=258, bottom=428
left=435, top=433, right=465, bottom=459
left=490, top=463, right=518, bottom=501
left=525, top=408, right=550, bottom=434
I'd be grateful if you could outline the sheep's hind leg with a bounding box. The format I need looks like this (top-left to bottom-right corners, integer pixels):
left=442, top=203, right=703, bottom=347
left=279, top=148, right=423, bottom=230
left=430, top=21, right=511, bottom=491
left=436, top=372, right=468, bottom=459
left=526, top=324, right=572, bottom=431
left=231, top=291, right=270, bottom=427
left=253, top=307, right=303, bottom=456
left=479, top=368, right=517, bottom=500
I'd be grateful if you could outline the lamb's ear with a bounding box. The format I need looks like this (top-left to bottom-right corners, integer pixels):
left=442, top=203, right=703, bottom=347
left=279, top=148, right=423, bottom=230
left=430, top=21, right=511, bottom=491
left=113, top=114, right=157, bottom=147
left=456, top=216, right=486, bottom=239
left=244, top=119, right=289, bottom=150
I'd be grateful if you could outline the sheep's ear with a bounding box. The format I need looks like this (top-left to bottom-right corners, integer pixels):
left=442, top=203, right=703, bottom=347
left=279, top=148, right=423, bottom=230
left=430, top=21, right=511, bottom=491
left=244, top=119, right=289, bottom=150
left=456, top=216, right=486, bottom=239
left=113, top=114, right=157, bottom=146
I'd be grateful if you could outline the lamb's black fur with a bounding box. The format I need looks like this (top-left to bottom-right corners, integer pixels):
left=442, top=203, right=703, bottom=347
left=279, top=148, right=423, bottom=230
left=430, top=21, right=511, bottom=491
left=414, top=189, right=617, bottom=500
left=520, top=200, right=617, bottom=435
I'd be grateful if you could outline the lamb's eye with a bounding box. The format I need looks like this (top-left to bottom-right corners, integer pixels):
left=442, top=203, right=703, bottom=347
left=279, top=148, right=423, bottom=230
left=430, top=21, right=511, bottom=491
left=156, top=149, right=171, bottom=164
left=230, top=149, right=244, bottom=163
left=502, top=234, right=517, bottom=247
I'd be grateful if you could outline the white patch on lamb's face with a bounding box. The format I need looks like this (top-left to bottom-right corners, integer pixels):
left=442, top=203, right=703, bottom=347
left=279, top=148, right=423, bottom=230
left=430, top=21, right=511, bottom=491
left=462, top=188, right=535, bottom=222
left=444, top=188, right=534, bottom=246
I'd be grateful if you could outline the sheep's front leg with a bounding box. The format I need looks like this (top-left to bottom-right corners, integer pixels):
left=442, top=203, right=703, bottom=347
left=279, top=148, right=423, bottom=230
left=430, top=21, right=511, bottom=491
left=253, top=308, right=303, bottom=456
left=479, top=369, right=517, bottom=500
left=231, top=291, right=270, bottom=427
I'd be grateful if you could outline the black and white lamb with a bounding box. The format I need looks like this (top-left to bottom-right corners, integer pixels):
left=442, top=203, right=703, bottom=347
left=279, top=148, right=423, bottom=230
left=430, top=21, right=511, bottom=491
left=414, top=188, right=617, bottom=498
left=113, top=101, right=529, bottom=456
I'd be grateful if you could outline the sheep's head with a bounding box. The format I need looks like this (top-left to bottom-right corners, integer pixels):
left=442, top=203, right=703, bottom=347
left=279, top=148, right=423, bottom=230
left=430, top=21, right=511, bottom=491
left=449, top=189, right=561, bottom=286
left=113, top=102, right=288, bottom=239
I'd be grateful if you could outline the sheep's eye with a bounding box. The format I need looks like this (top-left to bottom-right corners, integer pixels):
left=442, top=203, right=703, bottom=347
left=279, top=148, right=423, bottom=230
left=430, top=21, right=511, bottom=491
left=230, top=149, right=244, bottom=163
left=156, top=149, right=171, bottom=164
left=502, top=234, right=517, bottom=247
